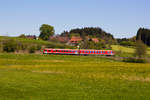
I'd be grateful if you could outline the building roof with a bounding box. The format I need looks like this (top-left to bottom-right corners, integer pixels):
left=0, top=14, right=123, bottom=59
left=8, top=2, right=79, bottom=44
left=91, top=38, right=99, bottom=43
left=69, top=36, right=82, bottom=43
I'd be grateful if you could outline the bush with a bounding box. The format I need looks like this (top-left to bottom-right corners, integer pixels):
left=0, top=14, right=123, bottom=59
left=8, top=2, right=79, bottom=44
left=3, top=39, right=17, bottom=52
left=120, top=41, right=135, bottom=46
left=0, top=42, right=3, bottom=52
left=29, top=46, right=36, bottom=53
left=123, top=57, right=147, bottom=63
left=135, top=40, right=147, bottom=58
left=36, top=44, right=42, bottom=50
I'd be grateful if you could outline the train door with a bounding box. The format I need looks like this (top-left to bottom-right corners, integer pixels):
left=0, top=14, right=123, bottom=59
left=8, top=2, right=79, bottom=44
left=75, top=50, right=78, bottom=54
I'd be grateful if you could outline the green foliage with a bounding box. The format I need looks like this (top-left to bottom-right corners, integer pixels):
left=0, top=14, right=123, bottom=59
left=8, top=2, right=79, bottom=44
left=19, top=34, right=26, bottom=38
left=3, top=39, right=17, bottom=52
left=120, top=41, right=135, bottom=46
left=36, top=44, right=42, bottom=50
left=70, top=33, right=80, bottom=38
left=39, top=24, right=55, bottom=40
left=80, top=40, right=111, bottom=50
left=136, top=28, right=150, bottom=46
left=0, top=36, right=73, bottom=53
left=29, top=45, right=36, bottom=53
left=0, top=42, right=3, bottom=52
left=123, top=57, right=147, bottom=63
left=61, top=27, right=116, bottom=45
left=135, top=40, right=147, bottom=58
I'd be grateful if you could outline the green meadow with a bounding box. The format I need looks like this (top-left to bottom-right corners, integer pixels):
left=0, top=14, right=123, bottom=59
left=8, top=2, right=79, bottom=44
left=0, top=54, right=150, bottom=100
left=111, top=45, right=150, bottom=58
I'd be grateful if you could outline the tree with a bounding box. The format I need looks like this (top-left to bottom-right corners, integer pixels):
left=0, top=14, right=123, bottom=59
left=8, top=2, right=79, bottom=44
left=19, top=34, right=26, bottom=38
left=60, top=27, right=116, bottom=45
left=39, top=24, right=55, bottom=40
left=136, top=28, right=150, bottom=46
left=135, top=40, right=147, bottom=58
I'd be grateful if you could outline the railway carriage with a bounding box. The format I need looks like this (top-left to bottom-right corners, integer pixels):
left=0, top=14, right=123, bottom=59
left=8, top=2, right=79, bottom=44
left=43, top=48, right=115, bottom=56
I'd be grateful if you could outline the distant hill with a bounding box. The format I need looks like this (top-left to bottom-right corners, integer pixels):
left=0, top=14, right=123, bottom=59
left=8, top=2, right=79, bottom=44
left=61, top=27, right=116, bottom=44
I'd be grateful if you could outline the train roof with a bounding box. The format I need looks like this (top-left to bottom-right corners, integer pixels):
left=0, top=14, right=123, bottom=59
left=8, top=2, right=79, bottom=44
left=44, top=48, right=113, bottom=51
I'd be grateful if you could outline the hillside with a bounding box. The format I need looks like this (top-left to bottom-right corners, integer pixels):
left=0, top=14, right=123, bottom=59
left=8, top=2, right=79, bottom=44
left=61, top=27, right=116, bottom=44
left=111, top=45, right=150, bottom=57
left=0, top=36, right=74, bottom=53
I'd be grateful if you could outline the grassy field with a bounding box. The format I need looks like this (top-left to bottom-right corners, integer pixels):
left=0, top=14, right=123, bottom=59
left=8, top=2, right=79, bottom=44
left=0, top=36, right=74, bottom=49
left=112, top=45, right=150, bottom=57
left=0, top=54, right=150, bottom=100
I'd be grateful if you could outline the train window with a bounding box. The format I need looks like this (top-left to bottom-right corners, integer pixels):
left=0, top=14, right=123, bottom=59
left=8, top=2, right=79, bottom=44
left=70, top=50, right=71, bottom=52
left=95, top=51, right=97, bottom=53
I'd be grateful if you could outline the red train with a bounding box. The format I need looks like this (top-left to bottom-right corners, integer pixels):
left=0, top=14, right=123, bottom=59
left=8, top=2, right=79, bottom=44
left=43, top=48, right=115, bottom=56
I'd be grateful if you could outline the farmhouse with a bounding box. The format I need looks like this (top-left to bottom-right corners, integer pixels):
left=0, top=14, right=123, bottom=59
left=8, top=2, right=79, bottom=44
left=68, top=36, right=82, bottom=46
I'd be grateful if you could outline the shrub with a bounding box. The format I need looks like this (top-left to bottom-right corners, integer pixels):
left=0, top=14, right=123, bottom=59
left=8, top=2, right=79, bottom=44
left=120, top=41, right=135, bottom=46
left=0, top=41, right=3, bottom=52
left=135, top=40, right=147, bottom=58
left=123, top=57, right=147, bottom=63
left=3, top=39, right=17, bottom=52
left=36, top=44, right=42, bottom=50
left=29, top=45, right=36, bottom=53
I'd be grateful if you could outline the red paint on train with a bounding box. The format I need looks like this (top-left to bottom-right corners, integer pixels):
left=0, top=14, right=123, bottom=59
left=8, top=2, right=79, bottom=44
left=43, top=48, right=115, bottom=56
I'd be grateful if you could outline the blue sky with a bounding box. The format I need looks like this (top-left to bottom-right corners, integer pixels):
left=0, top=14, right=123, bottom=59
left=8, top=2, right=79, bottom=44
left=0, top=0, right=150, bottom=38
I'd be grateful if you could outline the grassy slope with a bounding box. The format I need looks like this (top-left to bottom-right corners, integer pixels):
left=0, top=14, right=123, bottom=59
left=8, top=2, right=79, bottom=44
left=112, top=45, right=150, bottom=56
left=0, top=36, right=73, bottom=49
left=0, top=54, right=150, bottom=100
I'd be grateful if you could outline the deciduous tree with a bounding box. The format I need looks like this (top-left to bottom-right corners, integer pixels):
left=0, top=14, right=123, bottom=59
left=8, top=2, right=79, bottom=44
left=39, top=24, right=55, bottom=40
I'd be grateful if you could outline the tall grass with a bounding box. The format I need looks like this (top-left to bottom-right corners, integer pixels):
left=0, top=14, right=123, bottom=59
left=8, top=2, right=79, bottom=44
left=0, top=54, right=150, bottom=100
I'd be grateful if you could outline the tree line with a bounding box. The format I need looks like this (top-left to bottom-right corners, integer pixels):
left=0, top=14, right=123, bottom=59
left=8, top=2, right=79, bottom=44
left=136, top=28, right=150, bottom=46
